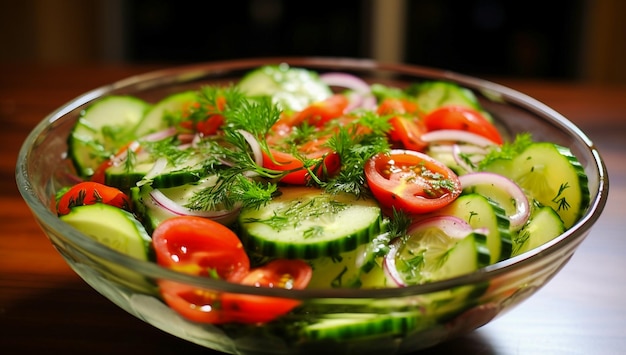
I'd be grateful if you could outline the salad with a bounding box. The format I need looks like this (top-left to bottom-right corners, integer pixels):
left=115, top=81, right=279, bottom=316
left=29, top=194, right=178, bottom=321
left=57, top=64, right=589, bottom=329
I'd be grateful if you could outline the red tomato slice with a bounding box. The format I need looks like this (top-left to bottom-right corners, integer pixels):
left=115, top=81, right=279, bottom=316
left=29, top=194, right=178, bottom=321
left=423, top=105, right=503, bottom=144
left=388, top=116, right=428, bottom=152
left=377, top=97, right=419, bottom=116
left=219, top=259, right=313, bottom=323
left=240, top=259, right=312, bottom=289
left=364, top=149, right=462, bottom=214
left=194, top=114, right=224, bottom=136
left=286, top=94, right=349, bottom=127
left=152, top=216, right=250, bottom=282
left=377, top=98, right=427, bottom=151
left=262, top=148, right=341, bottom=185
left=56, top=181, right=131, bottom=215
left=179, top=96, right=227, bottom=135
left=158, top=280, right=233, bottom=324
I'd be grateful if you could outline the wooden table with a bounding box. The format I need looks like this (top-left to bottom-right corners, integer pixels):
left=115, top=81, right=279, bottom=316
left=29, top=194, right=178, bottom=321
left=1, top=63, right=625, bottom=354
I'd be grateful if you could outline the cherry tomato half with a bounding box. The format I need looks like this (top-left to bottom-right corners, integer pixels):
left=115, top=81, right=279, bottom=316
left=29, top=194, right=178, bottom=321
left=377, top=98, right=427, bottom=151
left=56, top=181, right=131, bottom=215
left=364, top=149, right=462, bottom=214
left=220, top=259, right=313, bottom=323
left=388, top=116, right=428, bottom=152
left=262, top=148, right=341, bottom=185
left=264, top=96, right=345, bottom=185
left=158, top=280, right=232, bottom=324
left=152, top=216, right=250, bottom=282
left=159, top=257, right=312, bottom=324
left=423, top=105, right=503, bottom=144
left=283, top=94, right=349, bottom=128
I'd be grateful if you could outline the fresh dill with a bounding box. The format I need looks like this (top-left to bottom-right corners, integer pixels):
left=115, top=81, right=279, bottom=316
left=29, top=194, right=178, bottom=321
left=478, top=133, right=533, bottom=170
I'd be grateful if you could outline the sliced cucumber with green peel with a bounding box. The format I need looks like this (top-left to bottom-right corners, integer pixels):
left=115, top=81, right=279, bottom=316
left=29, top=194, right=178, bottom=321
left=307, top=241, right=390, bottom=289
left=410, top=81, right=482, bottom=113
left=107, top=152, right=210, bottom=190
left=481, top=142, right=590, bottom=228
left=68, top=96, right=151, bottom=177
left=238, top=187, right=383, bottom=259
left=301, top=311, right=423, bottom=341
left=237, top=64, right=332, bottom=112
left=512, top=206, right=565, bottom=256
left=438, top=193, right=512, bottom=263
left=60, top=203, right=152, bottom=260
left=134, top=90, right=198, bottom=137
left=387, top=228, right=491, bottom=286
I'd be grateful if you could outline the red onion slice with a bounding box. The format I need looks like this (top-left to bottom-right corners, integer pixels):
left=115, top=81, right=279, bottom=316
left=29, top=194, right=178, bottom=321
left=320, top=72, right=371, bottom=94
left=421, top=129, right=499, bottom=147
left=149, top=188, right=238, bottom=221
left=383, top=216, right=475, bottom=287
left=137, top=157, right=168, bottom=187
left=459, top=172, right=530, bottom=231
left=237, top=129, right=263, bottom=167
left=140, top=127, right=177, bottom=142
left=319, top=72, right=376, bottom=111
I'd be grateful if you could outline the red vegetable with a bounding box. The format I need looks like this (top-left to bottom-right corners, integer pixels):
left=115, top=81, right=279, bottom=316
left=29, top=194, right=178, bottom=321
left=152, top=216, right=312, bottom=324
left=152, top=216, right=250, bottom=281
left=378, top=98, right=428, bottom=151
left=56, top=181, right=131, bottom=215
left=364, top=149, right=461, bottom=215
left=220, top=259, right=312, bottom=323
left=263, top=96, right=346, bottom=185
left=423, top=105, right=503, bottom=144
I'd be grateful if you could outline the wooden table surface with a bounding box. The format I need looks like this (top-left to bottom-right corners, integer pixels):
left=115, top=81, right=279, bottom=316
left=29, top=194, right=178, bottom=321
left=1, top=63, right=625, bottom=354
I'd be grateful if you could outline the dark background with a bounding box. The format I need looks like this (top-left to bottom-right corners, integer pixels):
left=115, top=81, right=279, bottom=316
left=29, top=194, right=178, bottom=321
left=121, top=0, right=584, bottom=79
left=1, top=0, right=624, bottom=83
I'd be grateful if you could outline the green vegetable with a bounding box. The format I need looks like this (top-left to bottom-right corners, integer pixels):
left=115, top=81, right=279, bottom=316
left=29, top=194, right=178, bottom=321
left=238, top=187, right=383, bottom=259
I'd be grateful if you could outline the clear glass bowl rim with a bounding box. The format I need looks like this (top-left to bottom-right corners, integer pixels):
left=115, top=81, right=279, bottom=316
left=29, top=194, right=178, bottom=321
left=15, top=56, right=610, bottom=299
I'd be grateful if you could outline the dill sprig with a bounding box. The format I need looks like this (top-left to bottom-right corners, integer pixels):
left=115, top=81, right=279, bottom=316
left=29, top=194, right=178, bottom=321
left=478, top=133, right=533, bottom=170
left=322, top=113, right=391, bottom=197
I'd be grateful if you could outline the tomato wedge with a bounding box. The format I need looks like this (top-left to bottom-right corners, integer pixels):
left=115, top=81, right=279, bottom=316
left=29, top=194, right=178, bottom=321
left=283, top=94, right=349, bottom=127
left=220, top=259, right=312, bottom=323
left=153, top=217, right=312, bottom=324
left=388, top=116, right=428, bottom=152
left=364, top=149, right=461, bottom=214
left=152, top=216, right=250, bottom=281
left=262, top=148, right=340, bottom=185
left=56, top=181, right=131, bottom=215
left=159, top=257, right=312, bottom=324
left=240, top=259, right=312, bottom=289
left=423, top=105, right=503, bottom=144
left=264, top=96, right=345, bottom=185
left=158, top=280, right=232, bottom=324
left=377, top=98, right=427, bottom=151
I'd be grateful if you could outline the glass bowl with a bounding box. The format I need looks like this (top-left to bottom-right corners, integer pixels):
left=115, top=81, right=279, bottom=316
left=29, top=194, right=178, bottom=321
left=16, top=57, right=609, bottom=354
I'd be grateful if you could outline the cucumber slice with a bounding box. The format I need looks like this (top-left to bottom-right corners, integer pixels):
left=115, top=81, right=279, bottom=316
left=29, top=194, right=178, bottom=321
left=390, top=229, right=491, bottom=285
left=131, top=176, right=237, bottom=234
left=307, top=241, right=389, bottom=289
left=60, top=203, right=152, bottom=260
left=106, top=151, right=209, bottom=190
left=439, top=193, right=512, bottom=263
left=410, top=81, right=482, bottom=113
left=68, top=96, right=151, bottom=177
left=60, top=203, right=155, bottom=293
left=481, top=142, right=590, bottom=228
left=301, top=312, right=422, bottom=341
left=130, top=185, right=172, bottom=234
left=512, top=206, right=565, bottom=256
left=238, top=187, right=383, bottom=259
left=134, top=90, right=198, bottom=137
left=237, top=64, right=332, bottom=112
